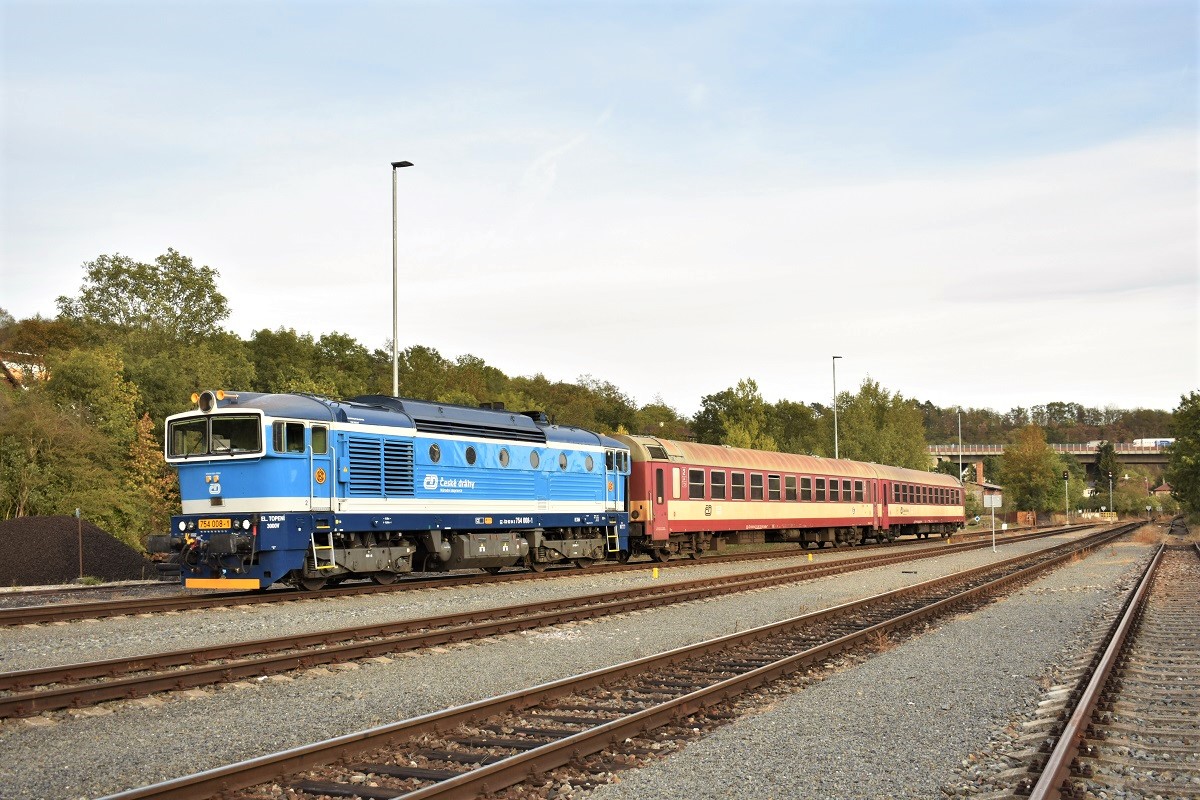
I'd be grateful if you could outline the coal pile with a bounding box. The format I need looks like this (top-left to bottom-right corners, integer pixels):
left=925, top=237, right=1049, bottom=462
left=0, top=516, right=153, bottom=586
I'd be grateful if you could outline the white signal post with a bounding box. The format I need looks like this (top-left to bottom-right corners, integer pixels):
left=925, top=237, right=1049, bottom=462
left=984, top=493, right=1002, bottom=552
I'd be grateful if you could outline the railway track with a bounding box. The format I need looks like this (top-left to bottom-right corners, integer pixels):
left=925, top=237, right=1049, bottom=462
left=97, top=524, right=1137, bottom=800
left=0, top=527, right=1062, bottom=719
left=1027, top=541, right=1200, bottom=800
left=0, top=525, right=1082, bottom=626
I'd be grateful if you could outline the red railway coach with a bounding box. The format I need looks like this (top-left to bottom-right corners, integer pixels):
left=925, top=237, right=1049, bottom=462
left=613, top=435, right=964, bottom=558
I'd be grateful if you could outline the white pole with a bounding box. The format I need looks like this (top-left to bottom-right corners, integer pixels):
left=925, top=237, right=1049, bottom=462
left=991, top=503, right=996, bottom=552
left=390, top=160, right=413, bottom=397
left=832, top=355, right=842, bottom=459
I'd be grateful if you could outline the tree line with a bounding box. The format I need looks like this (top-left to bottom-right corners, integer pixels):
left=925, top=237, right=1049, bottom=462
left=1, top=249, right=1194, bottom=547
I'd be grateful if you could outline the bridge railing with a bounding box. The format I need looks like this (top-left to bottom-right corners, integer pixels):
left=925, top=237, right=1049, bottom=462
left=927, top=443, right=1170, bottom=455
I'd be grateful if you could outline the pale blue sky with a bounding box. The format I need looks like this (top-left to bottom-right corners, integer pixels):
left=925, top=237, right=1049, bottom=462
left=2, top=0, right=1196, bottom=416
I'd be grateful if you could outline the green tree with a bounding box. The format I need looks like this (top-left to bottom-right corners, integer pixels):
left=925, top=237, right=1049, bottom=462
left=996, top=425, right=1060, bottom=512
left=56, top=249, right=230, bottom=342
left=768, top=400, right=822, bottom=455
left=692, top=379, right=776, bottom=450
left=836, top=379, right=929, bottom=469
left=1165, top=391, right=1200, bottom=512
left=1094, top=441, right=1122, bottom=489
left=45, top=348, right=140, bottom=446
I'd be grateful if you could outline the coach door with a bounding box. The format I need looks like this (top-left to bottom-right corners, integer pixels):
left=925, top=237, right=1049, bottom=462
left=309, top=425, right=332, bottom=511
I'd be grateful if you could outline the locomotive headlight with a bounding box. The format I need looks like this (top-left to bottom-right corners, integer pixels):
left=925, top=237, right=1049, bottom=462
left=197, top=391, right=217, bottom=413
left=241, top=519, right=251, bottom=531
left=178, top=521, right=187, bottom=532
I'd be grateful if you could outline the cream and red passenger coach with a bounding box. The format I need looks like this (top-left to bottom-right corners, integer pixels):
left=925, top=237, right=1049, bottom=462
left=614, top=435, right=964, bottom=558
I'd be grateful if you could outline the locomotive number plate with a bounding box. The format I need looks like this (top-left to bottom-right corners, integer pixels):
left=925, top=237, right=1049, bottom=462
left=199, top=518, right=231, bottom=530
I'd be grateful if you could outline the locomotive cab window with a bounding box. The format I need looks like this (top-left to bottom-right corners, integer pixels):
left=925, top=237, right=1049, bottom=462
left=605, top=451, right=614, bottom=470
left=711, top=470, right=727, bottom=500
left=169, top=414, right=262, bottom=458
left=732, top=472, right=746, bottom=500
left=688, top=469, right=706, bottom=500
left=273, top=421, right=306, bottom=454
left=311, top=426, right=327, bottom=455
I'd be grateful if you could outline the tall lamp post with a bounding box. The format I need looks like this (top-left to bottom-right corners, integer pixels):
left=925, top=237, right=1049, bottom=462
left=832, top=356, right=842, bottom=459
left=391, top=160, right=414, bottom=397
left=957, top=409, right=963, bottom=482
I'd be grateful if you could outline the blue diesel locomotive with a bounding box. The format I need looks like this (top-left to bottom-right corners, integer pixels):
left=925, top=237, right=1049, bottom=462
left=152, top=390, right=630, bottom=590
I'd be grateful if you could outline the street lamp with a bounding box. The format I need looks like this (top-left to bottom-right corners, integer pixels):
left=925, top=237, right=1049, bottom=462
left=391, top=160, right=414, bottom=397
left=957, top=409, right=963, bottom=482
left=832, top=356, right=842, bottom=459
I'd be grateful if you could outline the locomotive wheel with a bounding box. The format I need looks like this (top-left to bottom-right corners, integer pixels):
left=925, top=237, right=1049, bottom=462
left=298, top=575, right=327, bottom=591
left=615, top=550, right=630, bottom=563
left=526, top=557, right=547, bottom=573
left=370, top=572, right=399, bottom=585
left=573, top=558, right=594, bottom=569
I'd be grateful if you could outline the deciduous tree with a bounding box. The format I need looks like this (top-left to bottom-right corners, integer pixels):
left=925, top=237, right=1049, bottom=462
left=1165, top=391, right=1200, bottom=512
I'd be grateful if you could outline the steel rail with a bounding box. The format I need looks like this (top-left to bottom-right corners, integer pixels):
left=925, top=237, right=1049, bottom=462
left=0, top=524, right=1087, bottom=626
left=0, top=526, right=1056, bottom=717
left=98, top=524, right=1135, bottom=800
left=1027, top=541, right=1178, bottom=800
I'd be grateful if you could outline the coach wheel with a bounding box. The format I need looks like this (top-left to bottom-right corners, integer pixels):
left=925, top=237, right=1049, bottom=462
left=298, top=575, right=327, bottom=591
left=651, top=548, right=671, bottom=563
left=371, top=571, right=399, bottom=585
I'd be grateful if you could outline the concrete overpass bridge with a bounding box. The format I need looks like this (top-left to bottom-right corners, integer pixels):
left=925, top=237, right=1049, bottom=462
left=927, top=442, right=1170, bottom=480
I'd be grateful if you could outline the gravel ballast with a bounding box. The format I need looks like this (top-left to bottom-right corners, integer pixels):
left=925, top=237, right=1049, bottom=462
left=0, top=530, right=1151, bottom=799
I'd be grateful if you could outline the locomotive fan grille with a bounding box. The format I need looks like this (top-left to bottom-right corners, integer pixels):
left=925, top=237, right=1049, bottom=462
left=347, top=436, right=415, bottom=496
left=414, top=418, right=547, bottom=444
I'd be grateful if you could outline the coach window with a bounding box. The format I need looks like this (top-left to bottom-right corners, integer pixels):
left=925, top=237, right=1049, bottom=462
left=815, top=478, right=826, bottom=502
left=750, top=474, right=764, bottom=501
left=711, top=470, right=727, bottom=500
left=842, top=480, right=852, bottom=500
left=585, top=455, right=594, bottom=471
left=893, top=483, right=901, bottom=502
left=530, top=450, right=540, bottom=468
left=499, top=449, right=510, bottom=467
left=688, top=468, right=706, bottom=500
left=854, top=480, right=864, bottom=502
left=768, top=475, right=781, bottom=501
left=801, top=476, right=812, bottom=501
left=829, top=479, right=839, bottom=502
left=785, top=476, right=797, bottom=501
left=465, top=446, right=477, bottom=466
left=732, top=472, right=746, bottom=500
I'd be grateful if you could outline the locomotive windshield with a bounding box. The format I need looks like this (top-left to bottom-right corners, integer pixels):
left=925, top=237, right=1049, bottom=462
left=167, top=414, right=262, bottom=458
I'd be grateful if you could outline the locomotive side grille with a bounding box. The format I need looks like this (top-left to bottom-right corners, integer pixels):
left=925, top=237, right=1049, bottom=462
left=383, top=440, right=415, bottom=495
left=347, top=436, right=414, bottom=497
left=414, top=418, right=546, bottom=444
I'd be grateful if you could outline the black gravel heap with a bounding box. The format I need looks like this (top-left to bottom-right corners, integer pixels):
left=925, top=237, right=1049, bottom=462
left=0, top=516, right=153, bottom=586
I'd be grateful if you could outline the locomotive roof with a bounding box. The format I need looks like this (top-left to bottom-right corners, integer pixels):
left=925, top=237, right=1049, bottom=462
left=615, top=435, right=961, bottom=487
left=188, top=391, right=626, bottom=449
